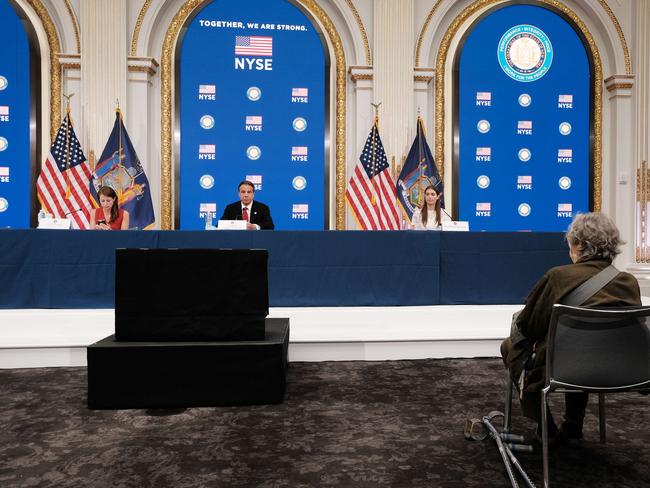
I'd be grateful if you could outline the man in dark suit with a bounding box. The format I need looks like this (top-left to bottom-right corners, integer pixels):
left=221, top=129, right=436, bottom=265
left=220, top=180, right=274, bottom=230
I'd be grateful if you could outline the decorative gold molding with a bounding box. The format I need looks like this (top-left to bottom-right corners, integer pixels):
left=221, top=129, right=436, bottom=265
left=25, top=0, right=62, bottom=143
left=351, top=73, right=372, bottom=81
left=596, top=0, right=631, bottom=75
left=415, top=0, right=444, bottom=67
left=58, top=53, right=80, bottom=71
left=63, top=0, right=80, bottom=54
left=160, top=0, right=347, bottom=229
left=343, top=0, right=371, bottom=65
left=131, top=0, right=153, bottom=56
left=414, top=75, right=433, bottom=82
left=435, top=0, right=603, bottom=211
left=604, top=74, right=634, bottom=92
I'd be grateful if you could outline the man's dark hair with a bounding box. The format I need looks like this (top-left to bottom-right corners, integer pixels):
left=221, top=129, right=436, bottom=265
left=238, top=180, right=255, bottom=192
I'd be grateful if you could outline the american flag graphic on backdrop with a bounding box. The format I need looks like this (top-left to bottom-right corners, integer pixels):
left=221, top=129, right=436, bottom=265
left=235, top=36, right=273, bottom=56
left=346, top=121, right=400, bottom=230
left=36, top=113, right=92, bottom=229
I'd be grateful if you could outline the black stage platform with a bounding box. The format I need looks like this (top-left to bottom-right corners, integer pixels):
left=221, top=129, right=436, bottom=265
left=87, top=318, right=289, bottom=409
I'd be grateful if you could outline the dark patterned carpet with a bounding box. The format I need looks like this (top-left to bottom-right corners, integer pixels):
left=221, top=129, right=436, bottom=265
left=1, top=358, right=648, bottom=487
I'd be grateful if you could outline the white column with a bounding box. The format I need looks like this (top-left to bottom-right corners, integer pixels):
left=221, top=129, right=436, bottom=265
left=80, top=0, right=128, bottom=156
left=373, top=0, right=414, bottom=161
left=629, top=0, right=650, bottom=290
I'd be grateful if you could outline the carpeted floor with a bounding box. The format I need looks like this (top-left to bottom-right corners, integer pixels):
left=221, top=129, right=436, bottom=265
left=0, top=358, right=648, bottom=487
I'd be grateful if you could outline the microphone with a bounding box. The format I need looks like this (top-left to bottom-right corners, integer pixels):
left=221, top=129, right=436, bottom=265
left=64, top=208, right=82, bottom=217
left=442, top=208, right=453, bottom=220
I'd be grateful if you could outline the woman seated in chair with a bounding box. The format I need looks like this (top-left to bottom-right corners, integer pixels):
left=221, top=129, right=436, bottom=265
left=89, top=186, right=130, bottom=230
left=501, top=212, right=640, bottom=441
left=411, top=185, right=450, bottom=230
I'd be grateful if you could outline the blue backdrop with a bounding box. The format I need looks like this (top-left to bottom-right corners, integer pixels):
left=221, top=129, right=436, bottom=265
left=0, top=0, right=30, bottom=229
left=457, top=4, right=591, bottom=231
left=179, top=0, right=326, bottom=230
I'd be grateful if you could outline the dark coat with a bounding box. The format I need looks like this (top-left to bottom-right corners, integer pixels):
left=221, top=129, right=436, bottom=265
left=502, top=256, right=641, bottom=397
left=220, top=200, right=274, bottom=230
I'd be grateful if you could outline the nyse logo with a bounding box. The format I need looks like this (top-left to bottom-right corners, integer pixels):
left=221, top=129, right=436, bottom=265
left=292, top=203, right=309, bottom=219
left=558, top=203, right=573, bottom=218
left=199, top=202, right=217, bottom=219
left=558, top=94, right=573, bottom=109
left=198, top=85, right=216, bottom=100
left=199, top=144, right=215, bottom=160
left=292, top=88, right=308, bottom=103
left=235, top=36, right=273, bottom=70
left=235, top=57, right=273, bottom=70
left=0, top=105, right=9, bottom=122
left=291, top=146, right=308, bottom=162
left=517, top=120, right=532, bottom=135
left=0, top=166, right=9, bottom=183
left=245, top=115, right=263, bottom=131
left=476, top=202, right=491, bottom=217
left=246, top=174, right=262, bottom=190
left=557, top=149, right=573, bottom=163
left=517, top=175, right=532, bottom=190
left=476, top=92, right=491, bottom=106
left=475, top=147, right=491, bottom=162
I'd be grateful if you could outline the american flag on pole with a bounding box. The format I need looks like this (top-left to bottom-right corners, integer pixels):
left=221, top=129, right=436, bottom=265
left=235, top=36, right=273, bottom=56
left=346, top=120, right=400, bottom=230
left=36, top=112, right=92, bottom=229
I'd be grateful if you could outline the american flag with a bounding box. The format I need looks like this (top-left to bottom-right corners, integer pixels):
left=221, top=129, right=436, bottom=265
left=292, top=146, right=308, bottom=156
left=292, top=88, right=308, bottom=97
left=36, top=112, right=92, bottom=229
left=518, top=175, right=532, bottom=184
left=246, top=115, right=262, bottom=125
left=199, top=84, right=215, bottom=94
left=246, top=174, right=262, bottom=185
left=292, top=204, right=308, bottom=213
left=558, top=149, right=572, bottom=157
left=346, top=121, right=399, bottom=230
left=235, top=36, right=273, bottom=56
left=558, top=94, right=573, bottom=103
left=476, top=92, right=491, bottom=101
left=518, top=120, right=532, bottom=129
left=0, top=106, right=8, bottom=116
left=558, top=203, right=572, bottom=212
left=0, top=166, right=8, bottom=176
left=199, top=144, right=215, bottom=154
left=200, top=203, right=216, bottom=213
left=476, top=202, right=491, bottom=211
left=476, top=147, right=491, bottom=156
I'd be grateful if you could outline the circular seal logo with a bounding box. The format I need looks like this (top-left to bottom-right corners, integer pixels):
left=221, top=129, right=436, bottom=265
left=559, top=176, right=572, bottom=190
left=477, top=120, right=491, bottom=134
left=0, top=76, right=7, bottom=91
left=498, top=25, right=553, bottom=82
left=200, top=115, right=215, bottom=129
left=518, top=93, right=532, bottom=107
left=518, top=203, right=531, bottom=217
left=476, top=175, right=490, bottom=189
left=292, top=117, right=307, bottom=132
left=292, top=176, right=307, bottom=191
left=559, top=122, right=572, bottom=135
left=199, top=174, right=214, bottom=189
left=518, top=148, right=531, bottom=162
left=247, top=86, right=262, bottom=101
left=246, top=145, right=261, bottom=160
left=0, top=137, right=8, bottom=151
left=0, top=197, right=8, bottom=212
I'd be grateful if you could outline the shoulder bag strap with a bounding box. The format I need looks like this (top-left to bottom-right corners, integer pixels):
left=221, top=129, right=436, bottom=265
left=562, top=264, right=620, bottom=307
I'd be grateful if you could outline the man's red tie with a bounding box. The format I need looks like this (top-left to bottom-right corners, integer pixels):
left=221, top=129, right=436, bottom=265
left=242, top=207, right=249, bottom=222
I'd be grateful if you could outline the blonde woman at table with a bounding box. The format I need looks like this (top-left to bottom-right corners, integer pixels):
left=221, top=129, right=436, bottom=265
left=411, top=185, right=450, bottom=230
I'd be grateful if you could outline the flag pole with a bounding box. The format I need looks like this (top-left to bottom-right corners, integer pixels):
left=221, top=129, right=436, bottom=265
left=63, top=93, right=74, bottom=199
left=116, top=100, right=123, bottom=199
left=370, top=102, right=381, bottom=211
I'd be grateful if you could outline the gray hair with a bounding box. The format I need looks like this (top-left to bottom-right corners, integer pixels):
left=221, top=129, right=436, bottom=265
left=566, top=212, right=623, bottom=261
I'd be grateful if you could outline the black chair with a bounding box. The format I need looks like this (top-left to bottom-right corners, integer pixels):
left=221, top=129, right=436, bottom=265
left=533, top=304, right=650, bottom=487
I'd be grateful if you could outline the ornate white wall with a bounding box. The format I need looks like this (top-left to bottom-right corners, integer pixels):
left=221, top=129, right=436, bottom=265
left=21, top=0, right=650, bottom=282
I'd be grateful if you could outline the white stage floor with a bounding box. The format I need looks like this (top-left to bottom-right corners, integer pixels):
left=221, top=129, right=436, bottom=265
left=0, top=306, right=523, bottom=368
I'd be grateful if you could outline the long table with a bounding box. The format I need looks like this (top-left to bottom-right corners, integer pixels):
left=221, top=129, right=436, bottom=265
left=0, top=229, right=570, bottom=308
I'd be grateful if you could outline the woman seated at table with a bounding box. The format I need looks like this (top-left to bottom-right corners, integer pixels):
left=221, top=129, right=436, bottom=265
left=411, top=185, right=450, bottom=230
left=89, top=186, right=129, bottom=230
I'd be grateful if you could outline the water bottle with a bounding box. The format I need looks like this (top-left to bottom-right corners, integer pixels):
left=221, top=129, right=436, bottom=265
left=38, top=208, right=46, bottom=223
left=205, top=211, right=213, bottom=230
